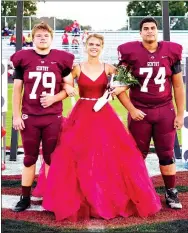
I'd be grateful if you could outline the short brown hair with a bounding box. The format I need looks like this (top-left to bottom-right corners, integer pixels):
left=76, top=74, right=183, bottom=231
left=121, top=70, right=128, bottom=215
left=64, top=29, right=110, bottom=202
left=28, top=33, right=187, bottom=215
left=86, top=33, right=104, bottom=47
left=139, top=17, right=158, bottom=31
left=32, top=22, right=53, bottom=39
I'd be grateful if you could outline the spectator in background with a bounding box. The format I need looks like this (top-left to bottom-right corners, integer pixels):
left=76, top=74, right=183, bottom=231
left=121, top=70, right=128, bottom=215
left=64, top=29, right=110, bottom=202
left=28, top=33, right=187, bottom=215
left=8, top=63, right=14, bottom=81
left=64, top=25, right=72, bottom=33
left=72, top=36, right=79, bottom=52
left=22, top=35, right=26, bottom=47
left=82, top=30, right=89, bottom=46
left=62, top=31, right=69, bottom=50
left=2, top=26, right=10, bottom=36
left=25, top=33, right=33, bottom=47
left=9, top=34, right=26, bottom=47
left=10, top=34, right=16, bottom=46
left=71, top=20, right=80, bottom=36
left=13, top=24, right=16, bottom=35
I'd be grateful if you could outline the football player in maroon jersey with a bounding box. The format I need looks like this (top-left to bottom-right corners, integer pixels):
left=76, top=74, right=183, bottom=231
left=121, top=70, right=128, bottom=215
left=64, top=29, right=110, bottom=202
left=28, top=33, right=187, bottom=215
left=11, top=22, right=74, bottom=212
left=117, top=17, right=184, bottom=209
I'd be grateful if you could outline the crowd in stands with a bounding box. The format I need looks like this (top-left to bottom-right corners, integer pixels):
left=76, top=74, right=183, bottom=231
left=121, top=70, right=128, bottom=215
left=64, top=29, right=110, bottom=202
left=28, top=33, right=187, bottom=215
left=64, top=20, right=81, bottom=35
left=9, top=33, right=33, bottom=47
left=3, top=20, right=89, bottom=53
left=2, top=25, right=12, bottom=36
left=61, top=20, right=89, bottom=53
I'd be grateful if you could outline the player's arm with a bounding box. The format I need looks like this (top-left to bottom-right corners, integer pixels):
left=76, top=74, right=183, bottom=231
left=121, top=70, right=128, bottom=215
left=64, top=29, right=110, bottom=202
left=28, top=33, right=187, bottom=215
left=12, top=67, right=25, bottom=130
left=52, top=63, right=76, bottom=98
left=50, top=67, right=74, bottom=103
left=117, top=91, right=146, bottom=121
left=40, top=65, right=75, bottom=108
left=62, top=65, right=79, bottom=97
left=171, top=61, right=185, bottom=129
left=41, top=51, right=75, bottom=108
left=116, top=45, right=146, bottom=120
left=40, top=88, right=68, bottom=108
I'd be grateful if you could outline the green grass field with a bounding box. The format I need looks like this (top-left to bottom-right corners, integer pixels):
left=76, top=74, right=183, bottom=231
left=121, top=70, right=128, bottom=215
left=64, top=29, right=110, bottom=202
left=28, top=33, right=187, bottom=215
left=5, top=84, right=181, bottom=147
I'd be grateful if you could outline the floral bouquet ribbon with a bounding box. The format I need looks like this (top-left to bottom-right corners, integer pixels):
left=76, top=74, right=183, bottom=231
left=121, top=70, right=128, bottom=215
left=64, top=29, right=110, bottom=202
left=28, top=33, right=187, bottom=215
left=93, top=65, right=140, bottom=112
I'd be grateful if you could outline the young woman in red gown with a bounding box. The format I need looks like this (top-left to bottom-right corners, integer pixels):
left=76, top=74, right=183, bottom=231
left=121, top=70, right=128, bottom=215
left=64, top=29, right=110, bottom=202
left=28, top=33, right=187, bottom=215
left=35, top=34, right=161, bottom=221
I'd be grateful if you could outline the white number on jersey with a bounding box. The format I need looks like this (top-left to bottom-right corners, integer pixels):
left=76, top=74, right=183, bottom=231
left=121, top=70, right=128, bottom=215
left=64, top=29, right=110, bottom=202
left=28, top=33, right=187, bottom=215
left=29, top=71, right=56, bottom=99
left=140, top=67, right=166, bottom=93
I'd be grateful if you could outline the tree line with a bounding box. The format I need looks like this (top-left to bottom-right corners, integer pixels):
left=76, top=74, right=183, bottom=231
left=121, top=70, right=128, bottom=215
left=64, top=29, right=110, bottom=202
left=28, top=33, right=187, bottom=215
left=2, top=1, right=188, bottom=31
left=1, top=1, right=92, bottom=31
left=125, top=1, right=188, bottom=30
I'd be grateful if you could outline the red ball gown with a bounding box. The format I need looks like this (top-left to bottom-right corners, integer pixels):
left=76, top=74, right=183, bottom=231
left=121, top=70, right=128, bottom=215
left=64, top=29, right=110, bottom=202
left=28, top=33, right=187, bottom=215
left=36, top=70, right=161, bottom=221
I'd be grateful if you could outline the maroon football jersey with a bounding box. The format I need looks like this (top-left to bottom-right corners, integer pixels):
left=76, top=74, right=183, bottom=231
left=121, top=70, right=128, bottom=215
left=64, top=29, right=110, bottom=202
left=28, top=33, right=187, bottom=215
left=118, top=41, right=182, bottom=108
left=10, top=49, right=74, bottom=115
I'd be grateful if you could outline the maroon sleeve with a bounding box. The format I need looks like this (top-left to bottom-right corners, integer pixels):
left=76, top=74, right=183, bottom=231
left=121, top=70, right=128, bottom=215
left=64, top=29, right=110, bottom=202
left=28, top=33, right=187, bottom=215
left=10, top=50, right=24, bottom=68
left=59, top=51, right=75, bottom=77
left=117, top=43, right=130, bottom=64
left=62, top=50, right=75, bottom=70
left=168, top=42, right=183, bottom=64
left=117, top=41, right=138, bottom=65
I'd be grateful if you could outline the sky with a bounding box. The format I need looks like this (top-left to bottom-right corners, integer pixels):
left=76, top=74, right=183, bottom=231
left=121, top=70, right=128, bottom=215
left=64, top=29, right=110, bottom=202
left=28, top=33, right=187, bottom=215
left=36, top=2, right=128, bottom=30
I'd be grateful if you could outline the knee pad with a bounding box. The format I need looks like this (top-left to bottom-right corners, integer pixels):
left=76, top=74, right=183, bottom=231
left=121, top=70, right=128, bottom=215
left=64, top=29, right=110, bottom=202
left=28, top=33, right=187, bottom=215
left=24, top=155, right=38, bottom=167
left=159, top=157, right=175, bottom=166
left=22, top=139, right=40, bottom=167
left=42, top=138, right=58, bottom=166
left=42, top=138, right=58, bottom=155
left=157, top=147, right=175, bottom=163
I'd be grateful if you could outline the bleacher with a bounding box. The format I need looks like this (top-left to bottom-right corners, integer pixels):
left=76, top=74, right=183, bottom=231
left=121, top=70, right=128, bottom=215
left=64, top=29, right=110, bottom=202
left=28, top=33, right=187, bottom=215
left=2, top=30, right=188, bottom=74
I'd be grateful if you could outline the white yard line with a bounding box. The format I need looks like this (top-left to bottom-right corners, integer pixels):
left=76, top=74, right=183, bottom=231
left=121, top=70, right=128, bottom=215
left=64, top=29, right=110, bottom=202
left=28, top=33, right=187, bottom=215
left=2, top=195, right=45, bottom=211
left=2, top=153, right=42, bottom=175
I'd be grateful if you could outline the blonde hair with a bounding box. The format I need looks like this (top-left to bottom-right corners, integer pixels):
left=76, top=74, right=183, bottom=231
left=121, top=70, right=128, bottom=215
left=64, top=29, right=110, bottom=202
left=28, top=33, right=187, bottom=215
left=32, top=22, right=53, bottom=39
left=86, top=33, right=104, bottom=47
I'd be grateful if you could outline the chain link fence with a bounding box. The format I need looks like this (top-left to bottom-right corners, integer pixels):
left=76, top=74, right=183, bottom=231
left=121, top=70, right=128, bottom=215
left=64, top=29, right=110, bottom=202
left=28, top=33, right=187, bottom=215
left=1, top=16, right=188, bottom=31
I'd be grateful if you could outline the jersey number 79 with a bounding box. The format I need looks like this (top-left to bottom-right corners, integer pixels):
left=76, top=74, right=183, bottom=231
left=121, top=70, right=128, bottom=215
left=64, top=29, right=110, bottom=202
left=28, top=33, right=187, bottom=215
left=29, top=71, right=56, bottom=99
